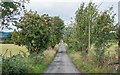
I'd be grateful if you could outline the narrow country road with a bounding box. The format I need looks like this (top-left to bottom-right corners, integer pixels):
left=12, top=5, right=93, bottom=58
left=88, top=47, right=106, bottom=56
left=44, top=40, right=80, bottom=73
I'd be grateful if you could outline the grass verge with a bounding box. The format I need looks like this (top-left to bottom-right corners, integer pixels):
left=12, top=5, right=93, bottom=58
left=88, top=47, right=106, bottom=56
left=31, top=45, right=59, bottom=73
left=2, top=44, right=59, bottom=73
left=65, top=43, right=118, bottom=73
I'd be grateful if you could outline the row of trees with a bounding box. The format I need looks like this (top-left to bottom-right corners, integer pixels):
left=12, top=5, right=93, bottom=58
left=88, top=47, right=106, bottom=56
left=1, top=1, right=64, bottom=55
left=64, top=2, right=118, bottom=68
left=1, top=1, right=65, bottom=74
left=10, top=11, right=64, bottom=55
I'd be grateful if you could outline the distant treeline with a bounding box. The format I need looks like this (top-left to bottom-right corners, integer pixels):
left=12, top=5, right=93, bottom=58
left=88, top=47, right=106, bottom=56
left=0, top=32, right=13, bottom=44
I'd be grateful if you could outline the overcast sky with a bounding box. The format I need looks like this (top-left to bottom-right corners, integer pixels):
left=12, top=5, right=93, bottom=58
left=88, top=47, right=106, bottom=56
left=2, top=0, right=120, bottom=32
left=25, top=0, right=120, bottom=24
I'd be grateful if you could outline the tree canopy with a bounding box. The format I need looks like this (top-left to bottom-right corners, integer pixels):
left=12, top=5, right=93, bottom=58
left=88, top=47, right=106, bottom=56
left=0, top=1, right=28, bottom=30
left=11, top=11, right=64, bottom=54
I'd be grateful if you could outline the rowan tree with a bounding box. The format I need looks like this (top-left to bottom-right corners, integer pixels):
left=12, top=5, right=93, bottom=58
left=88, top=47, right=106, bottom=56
left=11, top=11, right=53, bottom=54
left=93, top=8, right=116, bottom=66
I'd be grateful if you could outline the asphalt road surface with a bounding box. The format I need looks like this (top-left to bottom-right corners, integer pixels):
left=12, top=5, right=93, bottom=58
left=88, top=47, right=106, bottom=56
left=44, top=41, right=80, bottom=73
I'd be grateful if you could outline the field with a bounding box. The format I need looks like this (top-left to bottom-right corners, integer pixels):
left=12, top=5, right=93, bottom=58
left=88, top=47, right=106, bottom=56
left=0, top=44, right=28, bottom=57
left=90, top=43, right=118, bottom=57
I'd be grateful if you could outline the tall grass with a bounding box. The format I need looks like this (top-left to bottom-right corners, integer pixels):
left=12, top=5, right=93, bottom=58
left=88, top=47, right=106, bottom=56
left=1, top=44, right=59, bottom=73
left=66, top=43, right=118, bottom=73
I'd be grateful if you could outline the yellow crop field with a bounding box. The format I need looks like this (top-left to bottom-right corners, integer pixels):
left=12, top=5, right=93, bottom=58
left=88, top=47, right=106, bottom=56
left=0, top=44, right=29, bottom=57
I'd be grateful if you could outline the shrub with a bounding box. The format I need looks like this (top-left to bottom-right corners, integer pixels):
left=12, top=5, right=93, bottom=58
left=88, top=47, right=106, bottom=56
left=2, top=54, right=32, bottom=74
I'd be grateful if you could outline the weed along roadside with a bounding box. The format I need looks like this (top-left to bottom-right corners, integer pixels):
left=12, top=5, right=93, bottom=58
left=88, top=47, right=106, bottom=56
left=31, top=44, right=60, bottom=73
left=2, top=44, right=60, bottom=74
left=65, top=43, right=118, bottom=73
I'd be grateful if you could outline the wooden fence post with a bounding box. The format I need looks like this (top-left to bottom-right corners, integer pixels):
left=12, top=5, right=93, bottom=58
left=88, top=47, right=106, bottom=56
left=10, top=51, right=12, bottom=57
left=3, top=49, right=8, bottom=57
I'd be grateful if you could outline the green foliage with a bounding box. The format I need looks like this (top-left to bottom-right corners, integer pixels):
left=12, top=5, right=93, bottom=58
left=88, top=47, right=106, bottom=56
left=50, top=16, right=64, bottom=48
left=31, top=52, right=56, bottom=73
left=75, top=2, right=98, bottom=54
left=116, top=24, right=120, bottom=45
left=0, top=1, right=29, bottom=30
left=1, top=2, right=17, bottom=17
left=11, top=31, right=21, bottom=46
left=92, top=8, right=116, bottom=65
left=64, top=2, right=116, bottom=67
left=2, top=54, right=32, bottom=74
left=63, top=26, right=73, bottom=47
left=65, top=2, right=98, bottom=55
left=73, top=58, right=111, bottom=73
left=11, top=11, right=64, bottom=54
left=11, top=11, right=53, bottom=54
left=31, top=64, right=45, bottom=73
left=2, top=45, right=58, bottom=73
left=52, top=16, right=64, bottom=41
left=67, top=45, right=116, bottom=73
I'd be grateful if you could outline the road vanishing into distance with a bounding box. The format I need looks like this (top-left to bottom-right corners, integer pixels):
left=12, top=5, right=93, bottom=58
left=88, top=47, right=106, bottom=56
left=44, top=41, right=80, bottom=74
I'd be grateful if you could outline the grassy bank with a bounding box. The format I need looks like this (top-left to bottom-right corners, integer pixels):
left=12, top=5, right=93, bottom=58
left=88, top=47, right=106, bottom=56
left=1, top=44, right=59, bottom=73
left=31, top=45, right=59, bottom=73
left=65, top=43, right=118, bottom=73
